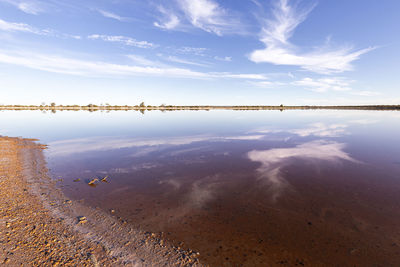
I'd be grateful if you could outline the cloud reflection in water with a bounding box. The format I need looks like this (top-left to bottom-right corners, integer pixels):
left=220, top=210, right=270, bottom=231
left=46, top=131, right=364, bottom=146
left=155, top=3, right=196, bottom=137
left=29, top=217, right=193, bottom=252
left=247, top=140, right=360, bottom=201
left=47, top=135, right=265, bottom=157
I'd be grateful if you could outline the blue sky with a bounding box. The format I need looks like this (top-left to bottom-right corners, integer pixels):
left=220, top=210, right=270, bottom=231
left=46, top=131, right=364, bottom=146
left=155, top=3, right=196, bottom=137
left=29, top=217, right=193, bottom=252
left=0, top=0, right=399, bottom=105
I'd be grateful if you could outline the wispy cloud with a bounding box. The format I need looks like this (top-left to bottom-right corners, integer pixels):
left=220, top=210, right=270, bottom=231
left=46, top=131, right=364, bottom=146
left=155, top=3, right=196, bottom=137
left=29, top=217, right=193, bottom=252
left=250, top=80, right=285, bottom=88
left=0, top=49, right=207, bottom=78
left=160, top=54, right=210, bottom=67
left=217, top=73, right=268, bottom=80
left=177, top=46, right=208, bottom=56
left=0, top=18, right=81, bottom=39
left=0, top=49, right=269, bottom=81
left=214, top=56, right=232, bottom=62
left=128, top=54, right=209, bottom=69
left=249, top=0, right=374, bottom=73
left=97, top=9, right=129, bottom=22
left=0, top=0, right=44, bottom=15
left=293, top=77, right=352, bottom=92
left=0, top=18, right=46, bottom=34
left=153, top=6, right=180, bottom=30
left=179, top=0, right=242, bottom=35
left=127, top=54, right=161, bottom=66
left=175, top=46, right=208, bottom=57
left=248, top=140, right=359, bottom=200
left=88, top=34, right=157, bottom=49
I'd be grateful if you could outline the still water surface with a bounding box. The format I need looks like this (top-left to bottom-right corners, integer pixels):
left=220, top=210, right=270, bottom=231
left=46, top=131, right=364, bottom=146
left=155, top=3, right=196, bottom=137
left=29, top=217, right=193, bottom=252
left=1, top=110, right=400, bottom=266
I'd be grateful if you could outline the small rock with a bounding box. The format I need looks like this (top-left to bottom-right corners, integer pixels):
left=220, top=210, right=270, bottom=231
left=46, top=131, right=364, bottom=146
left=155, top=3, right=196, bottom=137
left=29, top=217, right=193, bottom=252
left=88, top=178, right=99, bottom=186
left=77, top=216, right=87, bottom=224
left=101, top=175, right=109, bottom=182
left=73, top=178, right=81, bottom=182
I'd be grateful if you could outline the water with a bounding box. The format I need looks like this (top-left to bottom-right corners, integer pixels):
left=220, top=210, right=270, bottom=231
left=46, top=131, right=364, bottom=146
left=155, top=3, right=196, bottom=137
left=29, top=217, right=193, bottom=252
left=1, top=109, right=400, bottom=265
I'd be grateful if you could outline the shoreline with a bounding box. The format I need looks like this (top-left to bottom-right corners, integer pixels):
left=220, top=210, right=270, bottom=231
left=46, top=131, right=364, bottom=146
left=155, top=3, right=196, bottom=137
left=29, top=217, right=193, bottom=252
left=0, top=136, right=201, bottom=266
left=0, top=104, right=400, bottom=112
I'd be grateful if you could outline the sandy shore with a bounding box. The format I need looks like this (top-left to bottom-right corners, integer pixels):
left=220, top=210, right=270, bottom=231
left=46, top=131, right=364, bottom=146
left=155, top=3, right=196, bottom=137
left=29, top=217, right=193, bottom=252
left=0, top=137, right=201, bottom=266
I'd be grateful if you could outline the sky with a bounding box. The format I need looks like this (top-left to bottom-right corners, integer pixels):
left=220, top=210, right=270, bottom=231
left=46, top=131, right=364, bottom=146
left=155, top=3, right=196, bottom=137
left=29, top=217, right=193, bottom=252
left=0, top=0, right=399, bottom=106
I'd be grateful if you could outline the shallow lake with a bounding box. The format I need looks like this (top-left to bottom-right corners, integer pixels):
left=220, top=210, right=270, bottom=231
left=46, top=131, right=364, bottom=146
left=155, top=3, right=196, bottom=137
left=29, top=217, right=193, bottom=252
left=1, top=109, right=400, bottom=266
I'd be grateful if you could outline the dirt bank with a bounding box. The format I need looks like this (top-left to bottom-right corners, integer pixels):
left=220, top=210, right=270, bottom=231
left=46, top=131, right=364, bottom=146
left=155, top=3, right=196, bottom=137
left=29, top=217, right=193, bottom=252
left=0, top=137, right=201, bottom=266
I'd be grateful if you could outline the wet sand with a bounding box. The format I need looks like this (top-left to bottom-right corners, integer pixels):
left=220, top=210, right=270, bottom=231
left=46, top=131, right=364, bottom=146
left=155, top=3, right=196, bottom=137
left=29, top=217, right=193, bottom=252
left=0, top=137, right=201, bottom=266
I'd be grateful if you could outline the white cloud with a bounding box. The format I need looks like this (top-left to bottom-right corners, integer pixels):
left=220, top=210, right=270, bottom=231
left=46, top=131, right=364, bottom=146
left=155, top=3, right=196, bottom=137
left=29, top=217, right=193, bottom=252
left=0, top=18, right=81, bottom=39
left=293, top=77, right=352, bottom=92
left=97, top=9, right=128, bottom=22
left=249, top=0, right=374, bottom=73
left=88, top=34, right=156, bottom=49
left=0, top=18, right=44, bottom=34
left=217, top=73, right=269, bottom=80
left=161, top=54, right=210, bottom=67
left=0, top=0, right=44, bottom=15
left=0, top=49, right=207, bottom=77
left=177, top=46, right=208, bottom=56
left=63, top=34, right=81, bottom=40
left=153, top=6, right=180, bottom=30
left=248, top=140, right=359, bottom=200
left=250, top=80, right=285, bottom=88
left=177, top=0, right=242, bottom=36
left=17, top=1, right=43, bottom=14
left=129, top=53, right=210, bottom=68
left=214, top=56, right=232, bottom=62
left=0, top=49, right=271, bottom=81
left=127, top=54, right=160, bottom=66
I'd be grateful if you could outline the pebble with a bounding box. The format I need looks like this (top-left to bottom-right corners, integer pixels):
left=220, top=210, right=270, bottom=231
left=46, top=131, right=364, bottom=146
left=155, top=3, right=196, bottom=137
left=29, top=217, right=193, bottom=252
left=77, top=216, right=87, bottom=224
left=88, top=179, right=99, bottom=186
